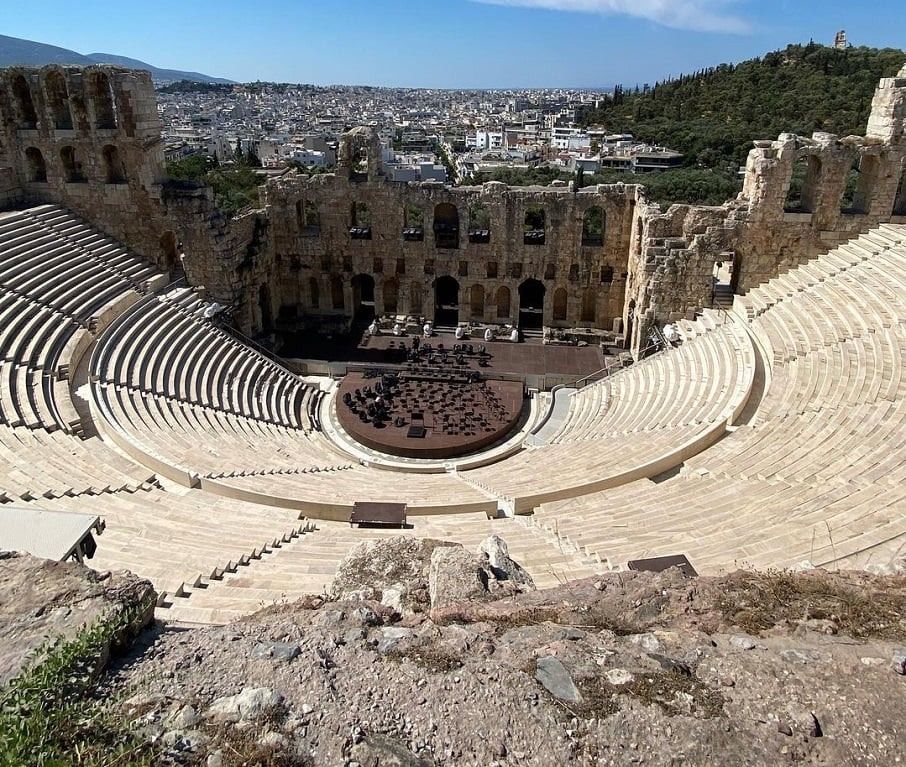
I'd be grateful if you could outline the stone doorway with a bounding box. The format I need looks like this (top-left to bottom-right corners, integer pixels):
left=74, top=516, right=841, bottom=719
left=518, top=278, right=545, bottom=330
left=434, top=275, right=460, bottom=328
left=352, top=273, right=376, bottom=323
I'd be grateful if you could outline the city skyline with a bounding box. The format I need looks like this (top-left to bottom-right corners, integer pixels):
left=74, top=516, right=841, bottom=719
left=5, top=0, right=905, bottom=88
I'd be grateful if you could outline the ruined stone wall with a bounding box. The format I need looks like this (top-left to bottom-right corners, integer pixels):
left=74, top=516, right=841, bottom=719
left=261, top=138, right=640, bottom=336
left=0, top=65, right=172, bottom=265
left=626, top=63, right=906, bottom=352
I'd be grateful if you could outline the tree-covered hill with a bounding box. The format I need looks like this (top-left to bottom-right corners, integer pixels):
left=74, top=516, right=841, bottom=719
left=581, top=43, right=906, bottom=171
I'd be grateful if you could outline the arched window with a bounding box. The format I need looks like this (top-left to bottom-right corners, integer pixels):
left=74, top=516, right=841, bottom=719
left=349, top=201, right=372, bottom=239
left=553, top=287, right=568, bottom=322
left=11, top=75, right=38, bottom=129
left=523, top=205, right=545, bottom=245
left=600, top=265, right=614, bottom=284
left=582, top=206, right=605, bottom=246
left=300, top=200, right=320, bottom=236
left=495, top=286, right=511, bottom=319
left=468, top=203, right=491, bottom=243
left=90, top=72, right=116, bottom=129
left=102, top=145, right=126, bottom=183
left=60, top=146, right=85, bottom=183
left=784, top=155, right=821, bottom=213
left=44, top=71, right=73, bottom=130
left=842, top=154, right=879, bottom=215
left=433, top=202, right=459, bottom=249
left=403, top=203, right=424, bottom=240
left=25, top=147, right=47, bottom=182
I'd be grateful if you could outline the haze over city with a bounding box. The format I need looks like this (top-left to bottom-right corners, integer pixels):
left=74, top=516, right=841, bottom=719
left=6, top=0, right=906, bottom=88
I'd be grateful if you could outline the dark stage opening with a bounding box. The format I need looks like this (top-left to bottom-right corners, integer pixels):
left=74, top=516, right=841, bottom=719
left=518, top=278, right=545, bottom=330
left=352, top=273, right=376, bottom=324
left=434, top=275, right=460, bottom=328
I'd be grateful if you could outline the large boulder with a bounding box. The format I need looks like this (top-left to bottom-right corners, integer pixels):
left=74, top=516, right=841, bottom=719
left=329, top=536, right=458, bottom=613
left=0, top=552, right=156, bottom=685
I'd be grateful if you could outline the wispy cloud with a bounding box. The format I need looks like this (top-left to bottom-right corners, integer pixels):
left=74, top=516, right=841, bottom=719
left=468, top=0, right=752, bottom=34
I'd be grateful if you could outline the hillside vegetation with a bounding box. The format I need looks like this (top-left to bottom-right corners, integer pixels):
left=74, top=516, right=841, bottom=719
left=581, top=43, right=906, bottom=171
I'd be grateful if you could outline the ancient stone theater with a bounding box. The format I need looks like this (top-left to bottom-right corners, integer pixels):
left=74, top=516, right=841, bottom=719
left=0, top=63, right=905, bottom=623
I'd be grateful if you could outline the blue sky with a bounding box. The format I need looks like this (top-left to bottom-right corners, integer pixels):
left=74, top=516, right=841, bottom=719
left=6, top=0, right=906, bottom=87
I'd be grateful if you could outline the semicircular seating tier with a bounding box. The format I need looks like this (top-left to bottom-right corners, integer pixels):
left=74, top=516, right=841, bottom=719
left=528, top=224, right=906, bottom=575
left=457, top=311, right=756, bottom=512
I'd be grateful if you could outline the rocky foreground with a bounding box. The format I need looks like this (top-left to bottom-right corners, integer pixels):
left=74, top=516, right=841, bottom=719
left=3, top=539, right=906, bottom=766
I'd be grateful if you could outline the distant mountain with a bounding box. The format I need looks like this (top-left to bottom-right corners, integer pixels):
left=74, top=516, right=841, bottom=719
left=0, top=34, right=232, bottom=84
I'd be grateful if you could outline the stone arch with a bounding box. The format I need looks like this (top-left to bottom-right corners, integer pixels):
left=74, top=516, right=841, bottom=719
left=60, top=145, right=85, bottom=183
left=552, top=287, right=568, bottom=322
left=468, top=202, right=491, bottom=243
left=784, top=154, right=821, bottom=213
left=350, top=201, right=372, bottom=238
left=495, top=285, right=511, bottom=320
left=518, top=278, right=545, bottom=330
left=580, top=287, right=597, bottom=324
left=433, top=202, right=459, bottom=249
left=434, top=275, right=460, bottom=326
left=582, top=205, right=605, bottom=246
left=403, top=203, right=424, bottom=240
left=102, top=144, right=126, bottom=183
left=523, top=204, right=545, bottom=245
left=159, top=230, right=179, bottom=270
left=24, top=147, right=47, bottom=182
left=470, top=283, right=484, bottom=318
left=383, top=277, right=399, bottom=314
left=330, top=274, right=345, bottom=311
left=301, top=200, right=320, bottom=236
left=90, top=71, right=116, bottom=129
left=351, top=273, right=375, bottom=321
left=843, top=154, right=880, bottom=215
left=309, top=276, right=320, bottom=309
left=44, top=70, right=72, bottom=130
left=11, top=74, right=38, bottom=129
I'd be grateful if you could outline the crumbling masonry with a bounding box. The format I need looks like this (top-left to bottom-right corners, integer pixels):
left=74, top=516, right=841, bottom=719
left=1, top=64, right=904, bottom=354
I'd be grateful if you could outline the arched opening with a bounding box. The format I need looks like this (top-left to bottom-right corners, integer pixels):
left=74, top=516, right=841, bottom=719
left=60, top=146, right=85, bottom=183
left=403, top=203, right=424, bottom=240
left=349, top=143, right=368, bottom=182
left=784, top=155, right=821, bottom=213
left=91, top=72, right=116, bottom=129
left=308, top=276, right=320, bottom=310
left=11, top=75, right=38, bottom=129
left=159, top=230, right=179, bottom=271
left=712, top=251, right=737, bottom=306
left=894, top=168, right=906, bottom=216
left=301, top=200, right=320, bottom=236
left=552, top=287, right=568, bottom=322
left=434, top=276, right=460, bottom=327
left=495, top=286, right=511, bottom=320
left=468, top=203, right=491, bottom=243
left=24, top=147, right=46, bottom=182
left=102, top=144, right=126, bottom=183
left=330, top=275, right=345, bottom=311
left=350, top=201, right=372, bottom=239
left=582, top=206, right=605, bottom=246
left=44, top=71, right=72, bottom=130
left=842, top=154, right=879, bottom=215
left=259, top=284, right=273, bottom=334
left=470, top=284, right=484, bottom=319
left=580, top=287, right=597, bottom=324
left=523, top=205, right=545, bottom=245
left=518, top=278, right=545, bottom=330
left=433, top=203, right=459, bottom=249
left=381, top=277, right=398, bottom=314
left=351, top=273, right=375, bottom=323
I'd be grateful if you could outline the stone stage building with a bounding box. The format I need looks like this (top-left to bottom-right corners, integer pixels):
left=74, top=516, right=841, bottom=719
left=1, top=64, right=905, bottom=355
